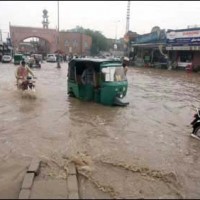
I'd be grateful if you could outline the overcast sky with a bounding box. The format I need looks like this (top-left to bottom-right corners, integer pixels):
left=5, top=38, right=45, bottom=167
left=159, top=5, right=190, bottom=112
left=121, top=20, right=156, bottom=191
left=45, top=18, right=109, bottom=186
left=0, top=1, right=200, bottom=41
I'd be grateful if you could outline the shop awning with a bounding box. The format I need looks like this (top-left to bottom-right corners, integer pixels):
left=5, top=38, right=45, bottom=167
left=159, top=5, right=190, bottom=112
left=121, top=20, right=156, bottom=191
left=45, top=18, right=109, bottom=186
left=131, top=43, right=166, bottom=48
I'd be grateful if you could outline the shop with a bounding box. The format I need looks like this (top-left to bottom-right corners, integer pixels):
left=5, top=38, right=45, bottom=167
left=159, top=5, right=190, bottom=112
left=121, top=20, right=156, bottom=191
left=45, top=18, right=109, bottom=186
left=131, top=27, right=167, bottom=68
left=166, top=28, right=200, bottom=71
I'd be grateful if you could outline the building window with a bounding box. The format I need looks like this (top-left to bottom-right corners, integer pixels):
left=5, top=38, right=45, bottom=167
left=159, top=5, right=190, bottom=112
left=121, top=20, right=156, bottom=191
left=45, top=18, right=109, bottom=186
left=65, top=40, right=69, bottom=47
left=72, top=40, right=78, bottom=47
left=84, top=42, right=88, bottom=48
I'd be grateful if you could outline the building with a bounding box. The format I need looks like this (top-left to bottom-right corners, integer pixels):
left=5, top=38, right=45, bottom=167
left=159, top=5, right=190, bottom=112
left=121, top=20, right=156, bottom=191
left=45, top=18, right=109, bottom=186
left=0, top=41, right=13, bottom=61
left=131, top=26, right=167, bottom=68
left=105, top=38, right=124, bottom=57
left=58, top=32, right=92, bottom=56
left=166, top=27, right=200, bottom=70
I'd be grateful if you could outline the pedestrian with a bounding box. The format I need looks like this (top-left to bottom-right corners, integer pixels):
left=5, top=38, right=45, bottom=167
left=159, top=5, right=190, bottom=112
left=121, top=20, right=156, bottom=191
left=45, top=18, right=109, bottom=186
left=123, top=57, right=129, bottom=75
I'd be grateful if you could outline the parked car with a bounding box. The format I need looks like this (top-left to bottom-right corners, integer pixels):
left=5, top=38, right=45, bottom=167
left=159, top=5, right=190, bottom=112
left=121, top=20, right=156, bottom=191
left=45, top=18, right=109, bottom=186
left=2, top=55, right=12, bottom=63
left=46, top=54, right=57, bottom=62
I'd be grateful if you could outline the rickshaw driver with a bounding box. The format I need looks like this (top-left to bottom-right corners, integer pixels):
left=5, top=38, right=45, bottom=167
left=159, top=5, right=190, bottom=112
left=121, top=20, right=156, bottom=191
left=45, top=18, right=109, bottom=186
left=81, top=63, right=96, bottom=86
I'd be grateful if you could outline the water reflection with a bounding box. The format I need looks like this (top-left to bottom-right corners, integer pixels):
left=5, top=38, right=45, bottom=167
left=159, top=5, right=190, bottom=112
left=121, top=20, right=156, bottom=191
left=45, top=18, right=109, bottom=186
left=68, top=97, right=120, bottom=126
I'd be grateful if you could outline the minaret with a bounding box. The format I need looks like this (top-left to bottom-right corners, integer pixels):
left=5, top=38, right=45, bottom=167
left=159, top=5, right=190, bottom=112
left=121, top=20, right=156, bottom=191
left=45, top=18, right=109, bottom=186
left=42, top=9, right=49, bottom=29
left=125, top=1, right=130, bottom=34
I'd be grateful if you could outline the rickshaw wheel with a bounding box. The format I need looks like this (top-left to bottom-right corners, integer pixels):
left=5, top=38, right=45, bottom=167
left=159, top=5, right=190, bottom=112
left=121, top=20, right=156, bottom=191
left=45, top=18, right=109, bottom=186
left=68, top=91, right=75, bottom=97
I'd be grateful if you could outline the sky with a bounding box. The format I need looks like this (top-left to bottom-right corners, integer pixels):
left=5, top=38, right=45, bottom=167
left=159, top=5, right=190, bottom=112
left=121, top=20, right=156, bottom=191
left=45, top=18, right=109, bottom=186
left=1, top=1, right=200, bottom=41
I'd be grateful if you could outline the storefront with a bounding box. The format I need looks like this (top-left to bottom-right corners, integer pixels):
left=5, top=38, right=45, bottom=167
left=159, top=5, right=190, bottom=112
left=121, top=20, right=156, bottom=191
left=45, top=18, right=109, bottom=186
left=166, top=28, right=200, bottom=70
left=131, top=27, right=167, bottom=68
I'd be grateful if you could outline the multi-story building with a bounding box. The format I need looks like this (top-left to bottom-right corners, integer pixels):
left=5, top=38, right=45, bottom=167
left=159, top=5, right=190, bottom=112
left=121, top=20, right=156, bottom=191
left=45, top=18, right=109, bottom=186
left=58, top=32, right=92, bottom=56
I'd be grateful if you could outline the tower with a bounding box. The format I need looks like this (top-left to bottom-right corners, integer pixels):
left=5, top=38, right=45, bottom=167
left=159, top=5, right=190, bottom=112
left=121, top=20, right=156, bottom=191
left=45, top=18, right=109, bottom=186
left=125, top=1, right=130, bottom=34
left=124, top=1, right=131, bottom=57
left=42, top=9, right=49, bottom=29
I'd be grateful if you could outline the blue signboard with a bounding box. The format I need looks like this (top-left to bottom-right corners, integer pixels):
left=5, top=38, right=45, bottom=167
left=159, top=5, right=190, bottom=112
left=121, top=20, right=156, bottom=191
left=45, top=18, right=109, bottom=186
left=166, top=28, right=200, bottom=46
left=167, top=37, right=200, bottom=46
left=134, top=30, right=166, bottom=44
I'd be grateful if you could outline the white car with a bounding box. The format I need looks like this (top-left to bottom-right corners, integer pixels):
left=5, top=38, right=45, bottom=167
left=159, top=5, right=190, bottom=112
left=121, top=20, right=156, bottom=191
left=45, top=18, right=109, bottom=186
left=2, top=55, right=12, bottom=63
left=46, top=54, right=57, bottom=62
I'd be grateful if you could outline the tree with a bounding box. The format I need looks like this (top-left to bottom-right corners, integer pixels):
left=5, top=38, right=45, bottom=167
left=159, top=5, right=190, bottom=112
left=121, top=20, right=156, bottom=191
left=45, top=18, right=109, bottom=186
left=67, top=26, right=109, bottom=55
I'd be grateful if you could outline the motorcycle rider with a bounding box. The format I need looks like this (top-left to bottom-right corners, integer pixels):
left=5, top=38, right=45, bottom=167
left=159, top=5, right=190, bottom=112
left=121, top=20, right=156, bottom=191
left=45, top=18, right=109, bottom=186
left=15, top=59, right=36, bottom=90
left=191, top=108, right=200, bottom=139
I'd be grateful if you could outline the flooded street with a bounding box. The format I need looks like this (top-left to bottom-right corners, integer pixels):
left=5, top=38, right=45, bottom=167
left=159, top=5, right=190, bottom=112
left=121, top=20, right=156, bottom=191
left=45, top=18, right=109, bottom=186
left=1, top=62, right=200, bottom=198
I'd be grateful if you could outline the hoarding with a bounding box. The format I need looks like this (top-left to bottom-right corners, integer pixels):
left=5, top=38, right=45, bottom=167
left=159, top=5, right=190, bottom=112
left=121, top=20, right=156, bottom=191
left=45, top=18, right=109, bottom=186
left=166, top=29, right=200, bottom=46
left=135, top=30, right=166, bottom=44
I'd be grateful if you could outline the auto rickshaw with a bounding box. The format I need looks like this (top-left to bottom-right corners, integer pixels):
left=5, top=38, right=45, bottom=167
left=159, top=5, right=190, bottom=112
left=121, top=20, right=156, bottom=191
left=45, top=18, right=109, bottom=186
left=67, top=58, right=129, bottom=106
left=14, top=54, right=24, bottom=65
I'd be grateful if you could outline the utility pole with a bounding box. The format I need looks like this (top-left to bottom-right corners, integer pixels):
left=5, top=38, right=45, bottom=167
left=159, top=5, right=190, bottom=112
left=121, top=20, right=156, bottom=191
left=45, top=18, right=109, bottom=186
left=114, top=20, right=120, bottom=57
left=126, top=1, right=130, bottom=34
left=57, top=1, right=59, bottom=33
left=115, top=20, right=120, bottom=43
left=57, top=1, right=61, bottom=68
left=124, top=0, right=131, bottom=57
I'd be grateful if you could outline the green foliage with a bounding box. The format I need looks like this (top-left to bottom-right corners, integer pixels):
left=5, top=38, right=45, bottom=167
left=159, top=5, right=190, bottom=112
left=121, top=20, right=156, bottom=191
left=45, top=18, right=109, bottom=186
left=67, top=26, right=109, bottom=55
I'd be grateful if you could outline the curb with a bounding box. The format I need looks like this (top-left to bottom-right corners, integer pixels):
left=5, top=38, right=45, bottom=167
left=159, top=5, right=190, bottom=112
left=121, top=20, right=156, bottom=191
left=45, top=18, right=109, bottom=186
left=18, top=159, right=80, bottom=199
left=67, top=162, right=80, bottom=199
left=18, top=158, right=40, bottom=199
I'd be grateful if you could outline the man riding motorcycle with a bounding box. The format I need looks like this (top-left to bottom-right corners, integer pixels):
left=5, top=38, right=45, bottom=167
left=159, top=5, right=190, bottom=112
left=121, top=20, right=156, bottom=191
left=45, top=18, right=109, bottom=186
left=15, top=60, right=36, bottom=90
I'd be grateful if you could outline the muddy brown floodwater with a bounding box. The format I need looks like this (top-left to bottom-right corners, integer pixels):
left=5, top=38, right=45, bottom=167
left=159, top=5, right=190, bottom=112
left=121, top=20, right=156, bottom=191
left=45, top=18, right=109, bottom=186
left=1, top=62, right=200, bottom=199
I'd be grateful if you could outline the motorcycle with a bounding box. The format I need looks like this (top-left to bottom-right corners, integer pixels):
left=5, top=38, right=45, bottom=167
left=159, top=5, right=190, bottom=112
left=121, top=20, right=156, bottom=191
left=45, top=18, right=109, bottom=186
left=191, top=108, right=200, bottom=140
left=17, top=76, right=36, bottom=92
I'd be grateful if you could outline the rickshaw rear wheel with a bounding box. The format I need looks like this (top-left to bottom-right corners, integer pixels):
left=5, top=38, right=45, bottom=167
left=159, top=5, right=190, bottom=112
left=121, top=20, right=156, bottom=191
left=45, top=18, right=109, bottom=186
left=68, top=91, right=75, bottom=97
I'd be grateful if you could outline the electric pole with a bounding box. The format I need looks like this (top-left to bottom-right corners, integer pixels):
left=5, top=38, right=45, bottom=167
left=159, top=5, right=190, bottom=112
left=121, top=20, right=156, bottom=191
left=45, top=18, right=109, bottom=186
left=124, top=1, right=131, bottom=57
left=57, top=1, right=61, bottom=68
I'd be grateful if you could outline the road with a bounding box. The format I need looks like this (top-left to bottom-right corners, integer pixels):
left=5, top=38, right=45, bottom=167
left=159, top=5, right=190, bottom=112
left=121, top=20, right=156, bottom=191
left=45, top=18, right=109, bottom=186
left=0, top=61, right=200, bottom=198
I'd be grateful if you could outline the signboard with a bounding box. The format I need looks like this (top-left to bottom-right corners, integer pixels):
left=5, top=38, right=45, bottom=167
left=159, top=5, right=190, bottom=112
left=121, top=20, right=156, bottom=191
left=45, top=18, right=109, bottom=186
left=166, top=29, right=200, bottom=46
left=166, top=46, right=200, bottom=50
left=135, top=30, right=166, bottom=44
